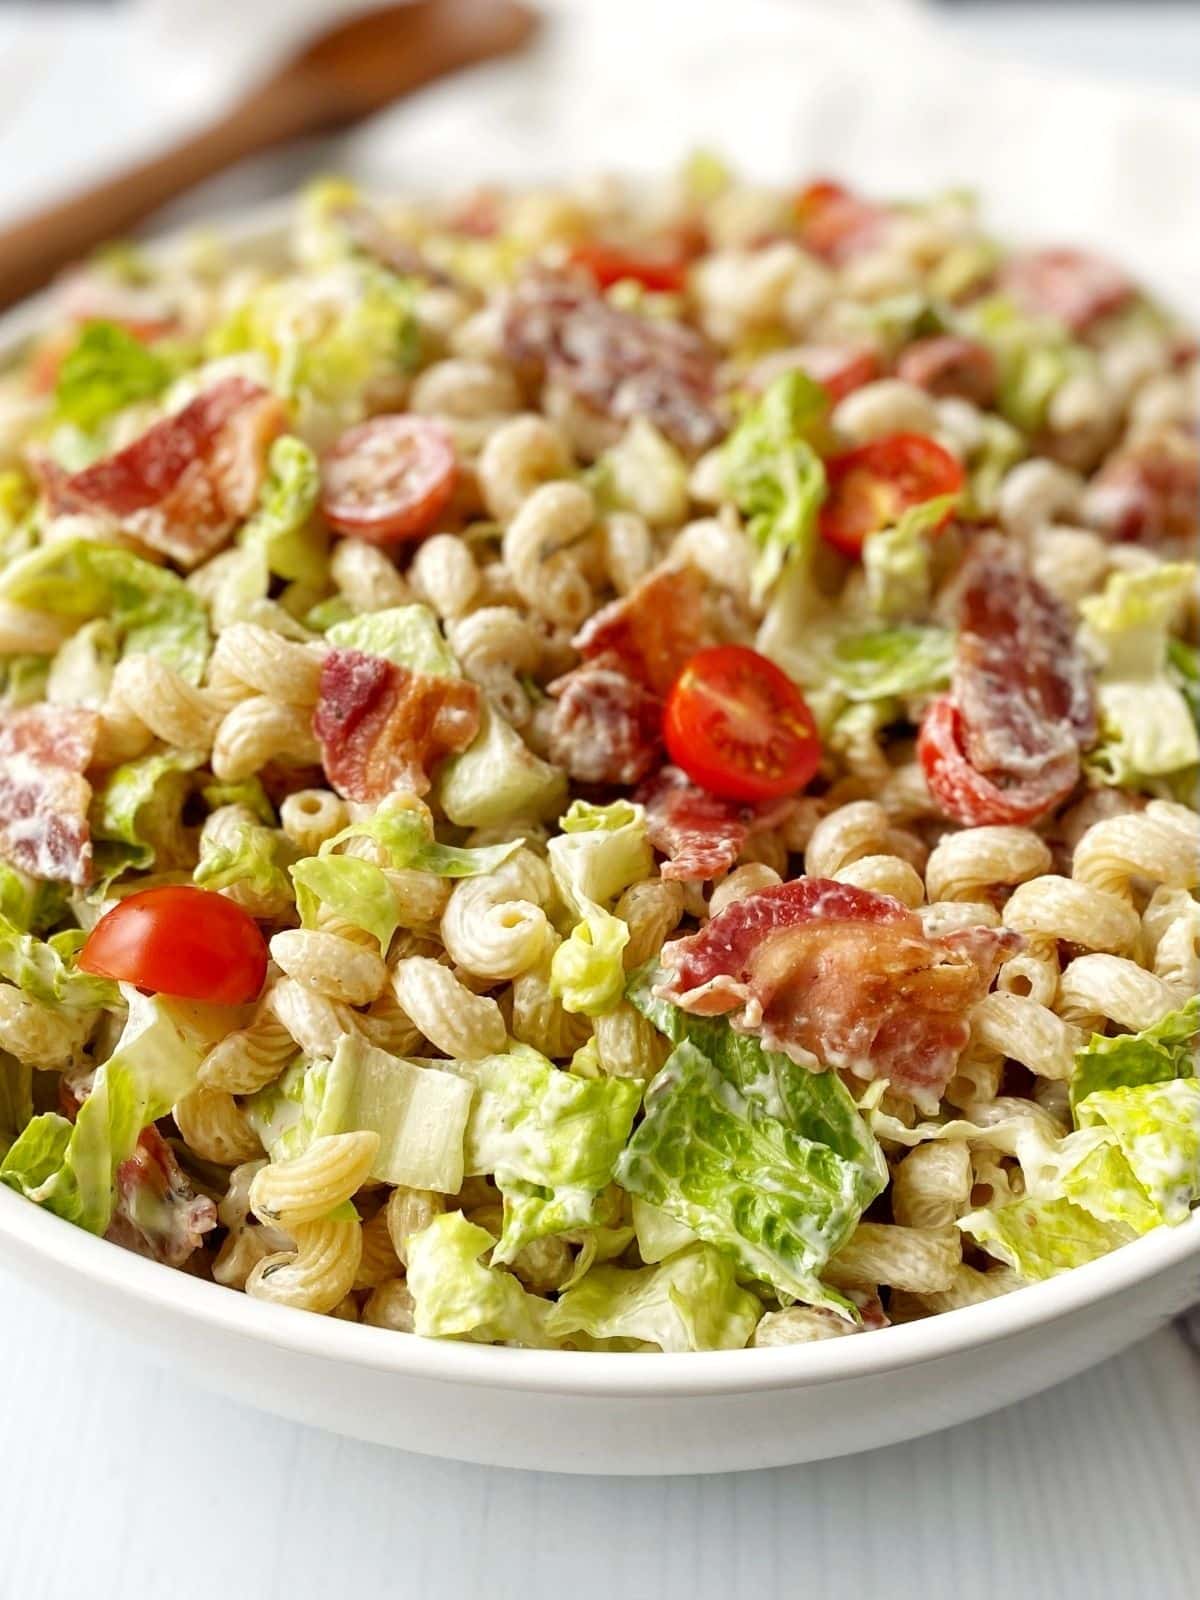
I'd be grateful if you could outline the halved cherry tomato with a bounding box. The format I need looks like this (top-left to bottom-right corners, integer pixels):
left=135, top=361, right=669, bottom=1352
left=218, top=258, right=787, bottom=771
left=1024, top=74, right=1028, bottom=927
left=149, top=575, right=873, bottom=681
left=819, top=433, right=964, bottom=559
left=917, top=695, right=1077, bottom=828
left=664, top=645, right=821, bottom=803
left=320, top=415, right=457, bottom=545
left=79, top=886, right=268, bottom=1005
left=568, top=241, right=690, bottom=295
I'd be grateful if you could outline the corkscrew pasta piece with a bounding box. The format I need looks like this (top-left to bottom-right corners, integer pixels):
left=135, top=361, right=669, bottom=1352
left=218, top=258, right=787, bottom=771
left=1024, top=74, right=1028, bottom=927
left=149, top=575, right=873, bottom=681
left=1057, top=953, right=1183, bottom=1033
left=279, top=789, right=350, bottom=855
left=246, top=1214, right=363, bottom=1315
left=440, top=849, right=555, bottom=981
left=173, top=1086, right=264, bottom=1166
left=249, top=1131, right=379, bottom=1227
left=477, top=413, right=571, bottom=522
left=924, top=826, right=1052, bottom=904
left=891, top=1141, right=972, bottom=1231
left=826, top=1223, right=962, bottom=1294
left=500, top=480, right=595, bottom=627
left=211, top=695, right=321, bottom=783
left=269, top=929, right=389, bottom=1006
left=1070, top=801, right=1199, bottom=903
left=390, top=955, right=507, bottom=1059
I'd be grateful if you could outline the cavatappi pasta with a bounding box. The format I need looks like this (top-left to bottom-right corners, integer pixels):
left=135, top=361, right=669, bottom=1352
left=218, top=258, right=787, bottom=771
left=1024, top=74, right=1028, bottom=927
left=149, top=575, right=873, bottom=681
left=0, top=167, right=1196, bottom=1354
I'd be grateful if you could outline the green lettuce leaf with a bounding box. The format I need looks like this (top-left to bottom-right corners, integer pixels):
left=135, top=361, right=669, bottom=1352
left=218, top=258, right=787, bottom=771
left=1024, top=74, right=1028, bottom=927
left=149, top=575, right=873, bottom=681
left=822, top=625, right=952, bottom=701
left=45, top=618, right=119, bottom=708
left=201, top=777, right=275, bottom=825
left=0, top=864, right=68, bottom=935
left=1070, top=997, right=1199, bottom=1112
left=246, top=1037, right=472, bottom=1192
left=321, top=791, right=522, bottom=879
left=1077, top=1079, right=1200, bottom=1225
left=959, top=1194, right=1134, bottom=1281
left=862, top=493, right=958, bottom=620
left=1057, top=1135, right=1162, bottom=1236
left=615, top=1040, right=876, bottom=1311
left=405, top=1210, right=551, bottom=1346
left=964, top=294, right=1094, bottom=433
left=0, top=468, right=37, bottom=564
left=631, top=1195, right=698, bottom=1263
left=626, top=962, right=885, bottom=1188
left=723, top=371, right=828, bottom=600
left=451, top=1045, right=642, bottom=1263
left=0, top=990, right=229, bottom=1233
left=437, top=701, right=568, bottom=828
left=291, top=854, right=397, bottom=952
left=90, top=748, right=203, bottom=891
left=0, top=917, right=119, bottom=1010
left=52, top=321, right=170, bottom=431
left=548, top=800, right=651, bottom=1018
left=0, top=539, right=210, bottom=683
left=194, top=811, right=292, bottom=909
left=547, top=1242, right=762, bottom=1352
left=327, top=603, right=460, bottom=676
left=237, top=434, right=327, bottom=586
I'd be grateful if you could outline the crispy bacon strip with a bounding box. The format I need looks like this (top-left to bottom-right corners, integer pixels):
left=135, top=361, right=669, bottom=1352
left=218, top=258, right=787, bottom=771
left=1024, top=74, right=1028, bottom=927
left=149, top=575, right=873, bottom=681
left=920, top=537, right=1095, bottom=829
left=548, top=665, right=663, bottom=786
left=636, top=765, right=790, bottom=882
left=0, top=705, right=99, bottom=885
left=312, top=648, right=480, bottom=803
left=105, top=1126, right=217, bottom=1269
left=1081, top=426, right=1199, bottom=550
left=503, top=275, right=722, bottom=453
left=658, top=877, right=1019, bottom=1108
left=574, top=565, right=712, bottom=697
left=999, top=248, right=1135, bottom=334
left=41, top=376, right=286, bottom=568
left=895, top=336, right=997, bottom=406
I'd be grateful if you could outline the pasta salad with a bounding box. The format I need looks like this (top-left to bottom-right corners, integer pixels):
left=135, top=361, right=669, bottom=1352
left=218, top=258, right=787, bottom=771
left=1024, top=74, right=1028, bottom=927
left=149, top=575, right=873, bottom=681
left=0, top=167, right=1196, bottom=1352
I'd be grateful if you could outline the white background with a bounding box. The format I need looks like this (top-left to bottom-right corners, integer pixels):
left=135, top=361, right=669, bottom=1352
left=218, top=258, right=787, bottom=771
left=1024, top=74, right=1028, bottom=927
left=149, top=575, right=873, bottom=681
left=1, top=5, right=1199, bottom=1597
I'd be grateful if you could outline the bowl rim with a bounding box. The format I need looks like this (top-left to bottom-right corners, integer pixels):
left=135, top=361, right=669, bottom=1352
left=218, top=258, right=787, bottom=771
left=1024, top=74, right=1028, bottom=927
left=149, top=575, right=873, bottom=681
left=3, top=1180, right=1197, bottom=1397
left=1, top=197, right=1197, bottom=1402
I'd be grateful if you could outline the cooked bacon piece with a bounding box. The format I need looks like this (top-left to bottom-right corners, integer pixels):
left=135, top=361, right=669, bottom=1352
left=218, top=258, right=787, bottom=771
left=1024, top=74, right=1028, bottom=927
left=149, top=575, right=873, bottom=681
left=0, top=705, right=98, bottom=885
left=636, top=765, right=790, bottom=882
left=502, top=275, right=722, bottom=453
left=955, top=535, right=1096, bottom=779
left=999, top=248, right=1135, bottom=334
left=1081, top=426, right=1199, bottom=550
left=574, top=565, right=712, bottom=697
left=919, top=536, right=1095, bottom=829
left=548, top=665, right=663, bottom=785
left=105, top=1126, right=217, bottom=1269
left=895, top=336, right=997, bottom=406
left=41, top=376, right=286, bottom=568
left=657, top=877, right=1019, bottom=1108
left=312, top=648, right=480, bottom=803
left=745, top=343, right=879, bottom=404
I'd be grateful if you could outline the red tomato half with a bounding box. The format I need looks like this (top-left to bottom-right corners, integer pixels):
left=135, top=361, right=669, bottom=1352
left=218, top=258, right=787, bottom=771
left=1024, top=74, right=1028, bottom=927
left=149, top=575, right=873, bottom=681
left=320, top=416, right=457, bottom=545
left=79, top=886, right=268, bottom=1005
left=819, top=433, right=964, bottom=559
left=568, top=241, right=690, bottom=295
left=664, top=645, right=821, bottom=803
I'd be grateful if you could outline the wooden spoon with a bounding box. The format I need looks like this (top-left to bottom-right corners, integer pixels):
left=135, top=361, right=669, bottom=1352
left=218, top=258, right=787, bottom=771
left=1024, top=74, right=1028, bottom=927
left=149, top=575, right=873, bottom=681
left=0, top=0, right=537, bottom=311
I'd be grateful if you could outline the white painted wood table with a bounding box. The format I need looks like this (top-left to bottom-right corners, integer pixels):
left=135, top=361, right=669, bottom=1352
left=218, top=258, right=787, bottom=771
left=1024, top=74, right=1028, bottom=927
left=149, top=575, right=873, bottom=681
left=1, top=6, right=1199, bottom=1597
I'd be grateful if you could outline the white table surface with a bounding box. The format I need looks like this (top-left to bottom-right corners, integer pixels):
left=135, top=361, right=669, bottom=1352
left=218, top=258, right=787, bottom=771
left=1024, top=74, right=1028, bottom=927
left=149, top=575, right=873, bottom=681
left=2, top=5, right=1199, bottom=1596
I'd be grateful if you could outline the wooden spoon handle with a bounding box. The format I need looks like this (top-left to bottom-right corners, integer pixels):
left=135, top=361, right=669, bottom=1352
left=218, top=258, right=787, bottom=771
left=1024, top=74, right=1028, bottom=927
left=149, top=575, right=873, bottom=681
left=0, top=84, right=322, bottom=312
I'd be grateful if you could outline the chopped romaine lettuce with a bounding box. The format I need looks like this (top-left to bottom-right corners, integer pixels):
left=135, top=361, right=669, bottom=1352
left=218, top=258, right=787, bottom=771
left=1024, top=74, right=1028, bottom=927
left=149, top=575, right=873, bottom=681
left=631, top=1195, right=699, bottom=1263
left=405, top=1210, right=551, bottom=1346
left=959, top=1194, right=1133, bottom=1281
left=823, top=625, right=953, bottom=702
left=723, top=371, right=828, bottom=600
left=437, top=701, right=567, bottom=828
left=320, top=791, right=522, bottom=879
left=450, top=1045, right=642, bottom=1263
left=246, top=1038, right=472, bottom=1192
left=1077, top=1079, right=1200, bottom=1225
left=615, top=1040, right=874, bottom=1313
left=862, top=493, right=957, bottom=620
left=1070, top=996, right=1198, bottom=1112
left=52, top=321, right=171, bottom=431
left=291, top=853, right=398, bottom=953
left=45, top=618, right=119, bottom=708
left=0, top=539, right=210, bottom=683
left=548, top=800, right=652, bottom=1017
left=0, top=863, right=68, bottom=936
left=327, top=604, right=460, bottom=677
left=91, top=748, right=203, bottom=891
left=0, top=918, right=118, bottom=1010
left=0, top=989, right=228, bottom=1233
left=237, top=434, right=327, bottom=586
left=194, top=810, right=292, bottom=910
left=547, top=1242, right=762, bottom=1352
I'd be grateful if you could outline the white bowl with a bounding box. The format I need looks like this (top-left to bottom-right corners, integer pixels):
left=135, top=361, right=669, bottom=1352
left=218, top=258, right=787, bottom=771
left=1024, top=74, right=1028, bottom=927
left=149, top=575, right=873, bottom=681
left=1, top=209, right=1197, bottom=1476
